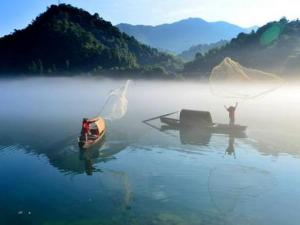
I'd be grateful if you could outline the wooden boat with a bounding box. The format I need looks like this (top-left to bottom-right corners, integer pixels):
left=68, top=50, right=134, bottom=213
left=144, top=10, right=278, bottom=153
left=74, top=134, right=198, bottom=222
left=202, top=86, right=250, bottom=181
left=160, top=117, right=246, bottom=133
left=210, top=123, right=247, bottom=133
left=159, top=109, right=247, bottom=135
left=78, top=117, right=106, bottom=150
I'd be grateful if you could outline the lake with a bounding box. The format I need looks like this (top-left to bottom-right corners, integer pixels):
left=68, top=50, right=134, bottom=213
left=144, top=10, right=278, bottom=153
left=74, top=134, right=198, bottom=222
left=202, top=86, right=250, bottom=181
left=0, top=77, right=300, bottom=225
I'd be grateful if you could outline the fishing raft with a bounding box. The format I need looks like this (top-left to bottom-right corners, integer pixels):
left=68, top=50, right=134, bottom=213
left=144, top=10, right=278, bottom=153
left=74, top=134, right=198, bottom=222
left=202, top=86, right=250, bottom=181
left=145, top=109, right=247, bottom=134
left=78, top=117, right=106, bottom=150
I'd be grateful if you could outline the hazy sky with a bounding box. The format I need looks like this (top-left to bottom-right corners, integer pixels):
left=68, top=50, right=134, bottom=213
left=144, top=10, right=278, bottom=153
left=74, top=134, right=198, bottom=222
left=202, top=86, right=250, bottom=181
left=1, top=0, right=300, bottom=36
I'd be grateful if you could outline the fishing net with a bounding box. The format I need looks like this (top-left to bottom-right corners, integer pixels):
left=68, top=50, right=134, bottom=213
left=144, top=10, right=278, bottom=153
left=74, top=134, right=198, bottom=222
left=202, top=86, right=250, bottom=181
left=101, top=80, right=131, bottom=120
left=209, top=57, right=284, bottom=99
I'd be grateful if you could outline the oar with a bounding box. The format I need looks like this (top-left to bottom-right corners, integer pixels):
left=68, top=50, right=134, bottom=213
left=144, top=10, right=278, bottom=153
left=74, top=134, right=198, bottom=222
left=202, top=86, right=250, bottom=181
left=142, top=111, right=178, bottom=123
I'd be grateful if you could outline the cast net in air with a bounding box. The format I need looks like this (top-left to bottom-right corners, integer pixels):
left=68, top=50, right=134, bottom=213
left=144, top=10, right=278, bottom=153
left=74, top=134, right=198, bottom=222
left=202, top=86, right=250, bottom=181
left=101, top=80, right=131, bottom=120
left=209, top=57, right=284, bottom=99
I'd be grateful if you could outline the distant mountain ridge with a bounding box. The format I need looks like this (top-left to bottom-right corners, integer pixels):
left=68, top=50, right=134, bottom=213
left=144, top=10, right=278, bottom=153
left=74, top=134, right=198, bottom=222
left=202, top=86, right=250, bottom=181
left=117, top=18, right=255, bottom=53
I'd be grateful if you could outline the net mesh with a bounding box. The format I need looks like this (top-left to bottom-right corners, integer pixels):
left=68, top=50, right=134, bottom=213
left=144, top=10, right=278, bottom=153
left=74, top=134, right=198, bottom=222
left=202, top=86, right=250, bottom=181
left=209, top=57, right=284, bottom=99
left=101, top=80, right=130, bottom=120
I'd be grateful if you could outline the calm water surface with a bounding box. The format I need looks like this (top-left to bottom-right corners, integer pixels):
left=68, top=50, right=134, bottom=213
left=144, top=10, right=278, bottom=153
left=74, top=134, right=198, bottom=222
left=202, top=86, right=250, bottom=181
left=0, top=77, right=300, bottom=225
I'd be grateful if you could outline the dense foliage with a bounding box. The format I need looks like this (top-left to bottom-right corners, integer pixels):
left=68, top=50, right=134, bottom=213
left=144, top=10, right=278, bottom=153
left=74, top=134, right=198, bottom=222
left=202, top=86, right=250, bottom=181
left=184, top=18, right=300, bottom=77
left=0, top=4, right=182, bottom=76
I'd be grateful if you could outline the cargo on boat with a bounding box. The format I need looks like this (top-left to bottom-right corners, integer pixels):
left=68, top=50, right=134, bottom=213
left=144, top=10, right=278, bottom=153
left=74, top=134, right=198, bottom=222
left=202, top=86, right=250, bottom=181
left=78, top=117, right=106, bottom=150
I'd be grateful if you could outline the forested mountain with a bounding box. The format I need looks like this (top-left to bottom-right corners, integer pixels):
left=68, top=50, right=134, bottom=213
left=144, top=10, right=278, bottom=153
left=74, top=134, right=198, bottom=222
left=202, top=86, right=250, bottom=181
left=0, top=4, right=182, bottom=76
left=117, top=18, right=252, bottom=53
left=178, top=40, right=228, bottom=62
left=184, top=18, right=300, bottom=77
left=2, top=4, right=299, bottom=79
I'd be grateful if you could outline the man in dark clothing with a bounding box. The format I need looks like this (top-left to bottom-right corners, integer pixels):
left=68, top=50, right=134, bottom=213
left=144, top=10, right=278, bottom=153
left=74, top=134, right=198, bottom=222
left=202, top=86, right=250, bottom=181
left=224, top=102, right=238, bottom=126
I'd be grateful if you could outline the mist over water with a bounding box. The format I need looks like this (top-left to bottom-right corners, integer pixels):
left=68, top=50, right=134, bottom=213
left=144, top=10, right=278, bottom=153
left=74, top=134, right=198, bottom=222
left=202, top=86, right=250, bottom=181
left=0, top=77, right=300, bottom=225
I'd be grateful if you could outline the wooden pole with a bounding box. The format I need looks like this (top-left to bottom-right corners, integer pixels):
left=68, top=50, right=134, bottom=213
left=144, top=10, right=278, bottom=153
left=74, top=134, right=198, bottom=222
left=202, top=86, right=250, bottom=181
left=142, top=111, right=178, bottom=123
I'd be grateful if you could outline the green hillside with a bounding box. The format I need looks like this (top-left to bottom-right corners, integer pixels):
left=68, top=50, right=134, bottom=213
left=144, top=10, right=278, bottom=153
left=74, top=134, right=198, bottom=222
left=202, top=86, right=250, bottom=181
left=184, top=18, right=300, bottom=77
left=178, top=40, right=228, bottom=62
left=0, top=4, right=182, bottom=77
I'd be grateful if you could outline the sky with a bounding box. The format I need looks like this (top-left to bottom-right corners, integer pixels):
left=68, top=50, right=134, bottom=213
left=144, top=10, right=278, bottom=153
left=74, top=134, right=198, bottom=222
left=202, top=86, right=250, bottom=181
left=1, top=0, right=300, bottom=36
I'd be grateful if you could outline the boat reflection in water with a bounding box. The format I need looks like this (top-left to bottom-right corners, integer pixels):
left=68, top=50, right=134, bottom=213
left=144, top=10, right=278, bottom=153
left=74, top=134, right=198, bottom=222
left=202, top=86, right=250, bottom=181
left=78, top=137, right=133, bottom=209
left=160, top=125, right=212, bottom=146
left=0, top=116, right=134, bottom=210
left=0, top=116, right=130, bottom=176
left=146, top=118, right=247, bottom=158
left=144, top=109, right=247, bottom=157
left=79, top=137, right=106, bottom=175
left=79, top=136, right=130, bottom=176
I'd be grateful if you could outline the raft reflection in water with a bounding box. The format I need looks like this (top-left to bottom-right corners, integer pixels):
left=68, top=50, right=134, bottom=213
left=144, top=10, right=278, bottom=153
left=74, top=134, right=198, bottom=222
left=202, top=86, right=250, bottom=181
left=159, top=123, right=247, bottom=158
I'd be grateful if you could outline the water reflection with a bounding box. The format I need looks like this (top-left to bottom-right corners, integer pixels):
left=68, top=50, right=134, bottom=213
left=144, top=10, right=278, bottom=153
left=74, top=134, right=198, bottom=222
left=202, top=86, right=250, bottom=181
left=102, top=169, right=133, bottom=210
left=78, top=138, right=131, bottom=176
left=79, top=137, right=106, bottom=175
left=2, top=79, right=300, bottom=225
left=208, top=164, right=276, bottom=220
left=225, top=135, right=236, bottom=158
left=179, top=127, right=212, bottom=146
left=145, top=120, right=247, bottom=149
left=0, top=117, right=130, bottom=176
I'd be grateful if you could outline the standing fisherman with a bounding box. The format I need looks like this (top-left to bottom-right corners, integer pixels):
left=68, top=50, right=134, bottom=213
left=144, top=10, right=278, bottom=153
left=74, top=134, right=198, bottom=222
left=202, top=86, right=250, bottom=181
left=224, top=102, right=238, bottom=126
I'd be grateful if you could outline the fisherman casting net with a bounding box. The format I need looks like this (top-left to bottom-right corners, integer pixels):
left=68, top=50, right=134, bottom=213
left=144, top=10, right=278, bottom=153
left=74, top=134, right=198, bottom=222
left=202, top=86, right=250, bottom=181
left=209, top=57, right=284, bottom=99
